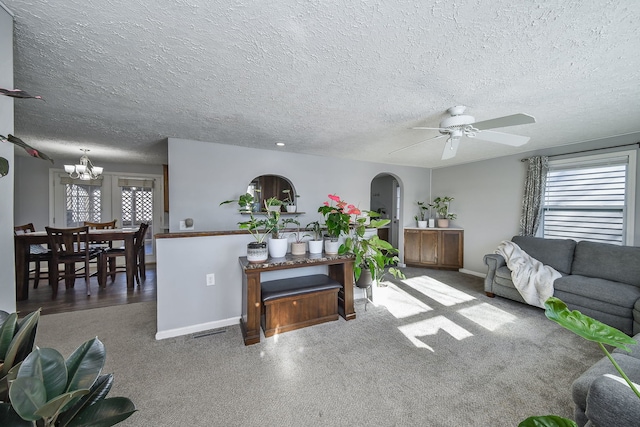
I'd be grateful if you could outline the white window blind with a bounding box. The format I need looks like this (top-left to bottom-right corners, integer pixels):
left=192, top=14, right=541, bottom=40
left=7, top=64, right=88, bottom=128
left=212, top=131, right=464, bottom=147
left=542, top=154, right=631, bottom=245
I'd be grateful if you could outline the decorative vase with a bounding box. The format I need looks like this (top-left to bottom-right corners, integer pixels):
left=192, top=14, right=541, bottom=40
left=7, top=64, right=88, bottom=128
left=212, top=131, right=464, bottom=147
left=286, top=205, right=297, bottom=213
left=246, top=241, right=268, bottom=263
left=268, top=237, right=288, bottom=258
left=356, top=268, right=373, bottom=289
left=417, top=220, right=427, bottom=228
left=291, top=241, right=306, bottom=255
left=308, top=240, right=323, bottom=254
left=324, top=237, right=340, bottom=255
left=437, top=218, right=449, bottom=228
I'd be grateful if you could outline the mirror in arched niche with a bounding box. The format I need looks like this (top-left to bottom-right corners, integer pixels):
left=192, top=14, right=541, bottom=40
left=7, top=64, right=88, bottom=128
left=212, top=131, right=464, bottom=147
left=247, top=175, right=297, bottom=212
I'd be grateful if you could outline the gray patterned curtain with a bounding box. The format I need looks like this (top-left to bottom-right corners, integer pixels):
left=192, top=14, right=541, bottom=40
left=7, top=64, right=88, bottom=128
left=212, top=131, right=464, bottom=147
left=519, top=156, right=549, bottom=236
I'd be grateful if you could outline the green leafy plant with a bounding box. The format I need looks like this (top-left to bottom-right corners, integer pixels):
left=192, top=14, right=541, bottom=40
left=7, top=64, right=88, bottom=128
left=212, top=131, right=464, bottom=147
left=518, top=297, right=639, bottom=427
left=288, top=218, right=304, bottom=243
left=0, top=310, right=136, bottom=426
left=220, top=194, right=275, bottom=243
left=416, top=201, right=433, bottom=221
left=0, top=309, right=40, bottom=401
left=265, top=197, right=282, bottom=208
left=432, top=196, right=457, bottom=220
left=282, top=189, right=300, bottom=206
left=304, top=221, right=323, bottom=241
left=338, top=209, right=405, bottom=283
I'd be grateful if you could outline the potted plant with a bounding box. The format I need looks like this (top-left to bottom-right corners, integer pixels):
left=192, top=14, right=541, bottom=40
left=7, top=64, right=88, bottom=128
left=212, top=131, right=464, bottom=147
left=220, top=194, right=273, bottom=263
left=339, top=208, right=405, bottom=288
left=264, top=204, right=297, bottom=258
left=265, top=196, right=283, bottom=213
left=0, top=309, right=136, bottom=426
left=318, top=194, right=357, bottom=255
left=288, top=218, right=307, bottom=255
left=282, top=189, right=300, bottom=213
left=433, top=196, right=457, bottom=228
left=305, top=221, right=324, bottom=254
left=416, top=201, right=432, bottom=228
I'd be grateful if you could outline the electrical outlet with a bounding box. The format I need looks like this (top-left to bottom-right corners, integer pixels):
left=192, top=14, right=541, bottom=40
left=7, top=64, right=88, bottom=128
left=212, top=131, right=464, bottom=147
left=206, top=273, right=215, bottom=286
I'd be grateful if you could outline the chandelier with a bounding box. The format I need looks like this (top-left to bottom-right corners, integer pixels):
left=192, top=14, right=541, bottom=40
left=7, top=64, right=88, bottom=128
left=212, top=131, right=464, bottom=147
left=64, top=149, right=104, bottom=180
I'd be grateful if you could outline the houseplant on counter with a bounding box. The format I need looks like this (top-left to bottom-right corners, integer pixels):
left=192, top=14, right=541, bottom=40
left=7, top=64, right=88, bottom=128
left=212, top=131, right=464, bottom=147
left=415, top=201, right=433, bottom=228
left=318, top=194, right=357, bottom=255
left=220, top=194, right=274, bottom=263
left=433, top=196, right=456, bottom=228
left=282, top=189, right=300, bottom=213
left=264, top=206, right=298, bottom=258
left=339, top=209, right=405, bottom=288
left=305, top=221, right=324, bottom=254
left=288, top=218, right=306, bottom=255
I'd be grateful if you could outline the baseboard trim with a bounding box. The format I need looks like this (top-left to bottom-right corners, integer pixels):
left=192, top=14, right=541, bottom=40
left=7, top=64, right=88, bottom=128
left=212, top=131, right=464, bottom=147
left=155, top=317, right=240, bottom=340
left=459, top=268, right=486, bottom=278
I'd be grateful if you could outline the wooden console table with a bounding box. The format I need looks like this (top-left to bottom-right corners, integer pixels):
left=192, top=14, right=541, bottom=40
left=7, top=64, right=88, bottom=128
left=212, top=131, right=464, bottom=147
left=239, top=253, right=356, bottom=345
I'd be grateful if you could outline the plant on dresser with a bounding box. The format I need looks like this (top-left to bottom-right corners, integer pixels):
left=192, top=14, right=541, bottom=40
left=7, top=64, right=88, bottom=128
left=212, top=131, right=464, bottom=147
left=220, top=193, right=274, bottom=262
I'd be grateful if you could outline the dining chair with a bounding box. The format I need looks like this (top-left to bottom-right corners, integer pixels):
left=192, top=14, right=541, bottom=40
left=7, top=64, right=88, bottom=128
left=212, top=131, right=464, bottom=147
left=45, top=226, right=101, bottom=298
left=13, top=223, right=51, bottom=289
left=97, top=223, right=149, bottom=287
left=83, top=219, right=118, bottom=274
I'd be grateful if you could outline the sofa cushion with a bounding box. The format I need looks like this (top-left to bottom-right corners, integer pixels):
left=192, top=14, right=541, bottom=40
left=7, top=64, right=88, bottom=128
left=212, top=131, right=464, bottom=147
left=511, top=235, right=576, bottom=274
left=572, top=241, right=640, bottom=287
left=554, top=275, right=640, bottom=311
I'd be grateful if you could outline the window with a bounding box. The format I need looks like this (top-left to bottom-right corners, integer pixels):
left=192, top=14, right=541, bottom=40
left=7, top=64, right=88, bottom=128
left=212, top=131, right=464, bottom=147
left=64, top=183, right=102, bottom=227
left=542, top=151, right=636, bottom=245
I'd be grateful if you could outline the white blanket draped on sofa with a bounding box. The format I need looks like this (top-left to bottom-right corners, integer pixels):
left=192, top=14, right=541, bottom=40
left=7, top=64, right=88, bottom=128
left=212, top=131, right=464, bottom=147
left=495, top=240, right=561, bottom=308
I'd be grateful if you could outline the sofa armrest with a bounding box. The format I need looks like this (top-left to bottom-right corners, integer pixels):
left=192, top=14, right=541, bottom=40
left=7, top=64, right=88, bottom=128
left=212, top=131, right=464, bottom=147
left=585, top=375, right=640, bottom=426
left=483, top=254, right=505, bottom=295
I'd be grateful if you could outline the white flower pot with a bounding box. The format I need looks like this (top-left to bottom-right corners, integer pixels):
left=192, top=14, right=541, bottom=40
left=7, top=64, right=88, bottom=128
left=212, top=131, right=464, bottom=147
left=417, top=220, right=427, bottom=228
left=267, top=205, right=281, bottom=213
left=286, top=205, right=297, bottom=213
left=324, top=238, right=340, bottom=255
left=268, top=237, right=288, bottom=258
left=308, top=240, right=324, bottom=254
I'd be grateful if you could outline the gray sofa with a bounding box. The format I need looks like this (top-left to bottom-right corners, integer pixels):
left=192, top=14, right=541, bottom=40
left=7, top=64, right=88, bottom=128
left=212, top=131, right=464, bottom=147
left=483, top=236, right=640, bottom=336
left=571, top=333, right=640, bottom=426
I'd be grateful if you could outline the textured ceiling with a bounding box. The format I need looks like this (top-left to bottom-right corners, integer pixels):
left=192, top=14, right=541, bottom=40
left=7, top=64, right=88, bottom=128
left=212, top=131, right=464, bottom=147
left=4, top=0, right=640, bottom=168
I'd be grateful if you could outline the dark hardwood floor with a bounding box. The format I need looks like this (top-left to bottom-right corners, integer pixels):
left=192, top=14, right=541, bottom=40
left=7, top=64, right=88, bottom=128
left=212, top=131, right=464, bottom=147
left=16, top=265, right=157, bottom=316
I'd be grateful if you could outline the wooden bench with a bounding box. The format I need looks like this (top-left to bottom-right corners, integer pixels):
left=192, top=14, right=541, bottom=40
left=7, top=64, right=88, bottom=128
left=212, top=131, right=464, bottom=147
left=261, top=274, right=342, bottom=337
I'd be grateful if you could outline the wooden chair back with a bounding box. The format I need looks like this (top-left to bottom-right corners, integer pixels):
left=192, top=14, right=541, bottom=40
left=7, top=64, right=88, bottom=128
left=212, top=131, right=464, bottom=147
left=46, top=226, right=92, bottom=259
left=84, top=219, right=117, bottom=248
left=14, top=223, right=36, bottom=235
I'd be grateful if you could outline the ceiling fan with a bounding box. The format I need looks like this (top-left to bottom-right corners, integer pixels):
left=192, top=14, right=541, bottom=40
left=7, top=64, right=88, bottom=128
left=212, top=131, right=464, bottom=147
left=392, top=106, right=536, bottom=160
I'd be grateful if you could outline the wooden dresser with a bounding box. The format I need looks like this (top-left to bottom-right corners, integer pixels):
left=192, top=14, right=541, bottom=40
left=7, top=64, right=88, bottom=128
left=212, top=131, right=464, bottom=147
left=404, top=228, right=464, bottom=270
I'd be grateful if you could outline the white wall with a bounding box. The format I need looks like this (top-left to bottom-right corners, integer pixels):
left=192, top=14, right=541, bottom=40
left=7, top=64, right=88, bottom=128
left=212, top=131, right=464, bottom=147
left=432, top=132, right=640, bottom=275
left=156, top=138, right=431, bottom=338
left=0, top=5, right=14, bottom=312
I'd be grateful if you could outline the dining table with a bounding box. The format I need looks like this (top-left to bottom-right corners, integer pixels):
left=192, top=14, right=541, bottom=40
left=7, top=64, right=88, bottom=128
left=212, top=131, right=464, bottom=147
left=14, top=228, right=138, bottom=301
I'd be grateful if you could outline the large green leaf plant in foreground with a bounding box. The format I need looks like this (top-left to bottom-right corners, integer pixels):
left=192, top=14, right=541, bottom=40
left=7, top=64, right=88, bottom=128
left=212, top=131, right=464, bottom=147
left=0, top=310, right=136, bottom=426
left=519, top=297, right=639, bottom=427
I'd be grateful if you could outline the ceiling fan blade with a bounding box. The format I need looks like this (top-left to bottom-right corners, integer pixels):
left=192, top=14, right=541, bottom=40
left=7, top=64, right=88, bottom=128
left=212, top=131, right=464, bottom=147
left=473, top=113, right=535, bottom=131
left=411, top=126, right=444, bottom=130
left=389, top=135, right=445, bottom=154
left=472, top=130, right=530, bottom=146
left=441, top=138, right=460, bottom=160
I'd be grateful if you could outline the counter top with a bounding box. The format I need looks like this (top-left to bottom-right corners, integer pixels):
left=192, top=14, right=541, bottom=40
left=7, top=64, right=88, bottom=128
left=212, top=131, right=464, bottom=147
left=240, top=252, right=354, bottom=270
left=404, top=227, right=464, bottom=230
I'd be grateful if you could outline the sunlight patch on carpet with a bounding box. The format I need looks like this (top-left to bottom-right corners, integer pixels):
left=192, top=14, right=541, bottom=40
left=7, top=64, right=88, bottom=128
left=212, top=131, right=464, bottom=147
left=402, top=275, right=475, bottom=306
left=373, top=283, right=432, bottom=319
left=457, top=303, right=517, bottom=331
left=397, top=315, right=473, bottom=351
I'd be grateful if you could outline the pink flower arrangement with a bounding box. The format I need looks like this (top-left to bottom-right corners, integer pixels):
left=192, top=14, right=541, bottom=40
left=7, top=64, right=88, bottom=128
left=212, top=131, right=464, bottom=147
left=318, top=194, right=360, bottom=239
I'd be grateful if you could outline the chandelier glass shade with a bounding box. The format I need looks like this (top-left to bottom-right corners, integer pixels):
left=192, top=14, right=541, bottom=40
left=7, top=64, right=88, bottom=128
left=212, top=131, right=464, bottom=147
left=64, top=149, right=103, bottom=180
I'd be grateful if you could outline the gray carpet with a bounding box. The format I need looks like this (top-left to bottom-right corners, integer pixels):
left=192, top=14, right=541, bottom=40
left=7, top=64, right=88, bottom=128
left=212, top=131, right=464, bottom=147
left=34, top=268, right=603, bottom=426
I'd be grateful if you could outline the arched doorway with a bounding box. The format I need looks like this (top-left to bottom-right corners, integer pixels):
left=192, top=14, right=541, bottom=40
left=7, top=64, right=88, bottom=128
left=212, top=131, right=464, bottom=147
left=370, top=173, right=401, bottom=251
